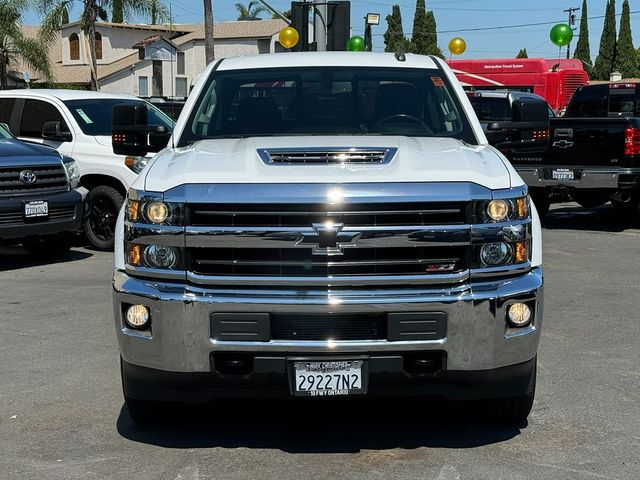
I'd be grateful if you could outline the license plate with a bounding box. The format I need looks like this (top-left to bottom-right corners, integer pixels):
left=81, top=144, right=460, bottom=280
left=552, top=169, right=575, bottom=181
left=293, top=360, right=366, bottom=397
left=24, top=201, right=49, bottom=218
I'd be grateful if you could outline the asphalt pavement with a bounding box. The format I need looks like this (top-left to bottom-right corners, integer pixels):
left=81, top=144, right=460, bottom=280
left=1, top=202, right=639, bottom=480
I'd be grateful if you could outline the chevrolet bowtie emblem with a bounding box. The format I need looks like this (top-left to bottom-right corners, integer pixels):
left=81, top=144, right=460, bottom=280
left=295, top=222, right=361, bottom=256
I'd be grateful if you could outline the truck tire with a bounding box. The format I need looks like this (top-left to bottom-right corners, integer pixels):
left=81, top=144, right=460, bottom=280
left=530, top=191, right=550, bottom=218
left=22, top=234, right=74, bottom=257
left=489, top=361, right=536, bottom=423
left=84, top=185, right=124, bottom=251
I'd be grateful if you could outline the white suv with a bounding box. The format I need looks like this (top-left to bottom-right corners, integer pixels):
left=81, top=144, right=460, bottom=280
left=0, top=90, right=173, bottom=250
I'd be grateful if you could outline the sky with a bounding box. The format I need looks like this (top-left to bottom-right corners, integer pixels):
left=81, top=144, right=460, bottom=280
left=21, top=0, right=640, bottom=61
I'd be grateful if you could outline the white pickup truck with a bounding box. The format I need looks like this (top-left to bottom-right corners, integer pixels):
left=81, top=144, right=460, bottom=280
left=111, top=52, right=544, bottom=423
left=0, top=90, right=173, bottom=250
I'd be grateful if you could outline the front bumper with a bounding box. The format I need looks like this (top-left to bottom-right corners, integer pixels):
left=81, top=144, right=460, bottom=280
left=516, top=167, right=640, bottom=189
left=114, top=267, right=543, bottom=400
left=0, top=187, right=87, bottom=241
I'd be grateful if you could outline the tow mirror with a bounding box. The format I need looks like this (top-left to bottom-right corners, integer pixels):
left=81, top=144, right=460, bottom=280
left=112, top=103, right=171, bottom=156
left=486, top=99, right=550, bottom=155
left=42, top=121, right=72, bottom=142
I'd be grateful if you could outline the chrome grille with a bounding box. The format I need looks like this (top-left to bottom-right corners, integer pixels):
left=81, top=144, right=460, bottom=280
left=185, top=201, right=471, bottom=283
left=0, top=165, right=68, bottom=195
left=257, top=147, right=396, bottom=165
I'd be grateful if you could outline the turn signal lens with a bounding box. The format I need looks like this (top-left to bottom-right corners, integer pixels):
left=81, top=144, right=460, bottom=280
left=125, top=304, right=150, bottom=329
left=127, top=243, right=142, bottom=266
left=127, top=199, right=140, bottom=222
left=486, top=200, right=510, bottom=222
left=515, top=241, right=528, bottom=263
left=515, top=197, right=528, bottom=219
left=146, top=202, right=169, bottom=224
left=507, top=302, right=532, bottom=327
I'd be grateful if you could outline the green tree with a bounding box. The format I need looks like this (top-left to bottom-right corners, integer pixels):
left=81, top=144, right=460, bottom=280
left=384, top=5, right=410, bottom=53
left=112, top=0, right=167, bottom=24
left=516, top=48, right=528, bottom=58
left=0, top=0, right=52, bottom=89
left=613, top=0, right=639, bottom=78
left=593, top=0, right=617, bottom=80
left=424, top=10, right=443, bottom=58
left=573, top=0, right=592, bottom=77
left=235, top=1, right=267, bottom=21
left=38, top=0, right=166, bottom=91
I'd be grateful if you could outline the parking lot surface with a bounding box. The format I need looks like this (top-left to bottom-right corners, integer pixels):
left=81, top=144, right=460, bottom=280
left=1, top=203, right=639, bottom=480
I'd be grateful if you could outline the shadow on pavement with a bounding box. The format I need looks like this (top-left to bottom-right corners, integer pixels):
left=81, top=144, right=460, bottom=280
left=542, top=202, right=638, bottom=233
left=0, top=245, right=93, bottom=272
left=116, top=398, right=524, bottom=452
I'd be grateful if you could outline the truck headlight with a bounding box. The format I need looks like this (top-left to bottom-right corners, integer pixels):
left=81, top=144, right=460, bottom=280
left=145, top=202, right=170, bottom=224
left=62, top=156, right=80, bottom=189
left=143, top=245, right=177, bottom=269
left=480, top=197, right=529, bottom=223
left=480, top=242, right=512, bottom=266
left=486, top=200, right=509, bottom=222
left=125, top=156, right=149, bottom=174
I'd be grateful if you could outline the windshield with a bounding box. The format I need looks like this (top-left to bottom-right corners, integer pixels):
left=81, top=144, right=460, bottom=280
left=64, top=99, right=174, bottom=136
left=0, top=123, right=13, bottom=139
left=179, top=67, right=477, bottom=146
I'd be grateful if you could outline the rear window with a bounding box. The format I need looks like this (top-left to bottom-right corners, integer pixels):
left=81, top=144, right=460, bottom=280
left=607, top=84, right=640, bottom=116
left=565, top=84, right=609, bottom=117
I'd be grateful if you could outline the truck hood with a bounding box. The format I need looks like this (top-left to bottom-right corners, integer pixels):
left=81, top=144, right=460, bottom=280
left=143, top=136, right=512, bottom=192
left=0, top=139, right=60, bottom=161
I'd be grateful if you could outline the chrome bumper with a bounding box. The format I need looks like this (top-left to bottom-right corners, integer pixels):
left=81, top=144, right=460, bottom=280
left=516, top=167, right=640, bottom=189
left=113, top=267, right=544, bottom=373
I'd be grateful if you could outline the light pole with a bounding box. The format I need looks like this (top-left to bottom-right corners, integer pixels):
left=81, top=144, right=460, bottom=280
left=364, top=13, right=380, bottom=52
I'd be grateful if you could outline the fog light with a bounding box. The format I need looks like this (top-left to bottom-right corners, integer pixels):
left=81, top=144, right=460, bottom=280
left=480, top=242, right=512, bottom=266
left=125, top=304, right=150, bottom=329
left=507, top=302, right=532, bottom=327
left=146, top=202, right=169, bottom=224
left=487, top=200, right=509, bottom=222
left=143, top=245, right=177, bottom=268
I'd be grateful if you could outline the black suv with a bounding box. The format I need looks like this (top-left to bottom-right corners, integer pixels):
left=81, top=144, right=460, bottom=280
left=0, top=123, right=86, bottom=256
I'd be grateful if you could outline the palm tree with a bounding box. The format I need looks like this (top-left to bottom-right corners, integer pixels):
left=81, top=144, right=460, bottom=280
left=112, top=0, right=167, bottom=24
left=204, top=0, right=214, bottom=64
left=0, top=0, right=52, bottom=89
left=235, top=1, right=267, bottom=21
left=37, top=0, right=163, bottom=91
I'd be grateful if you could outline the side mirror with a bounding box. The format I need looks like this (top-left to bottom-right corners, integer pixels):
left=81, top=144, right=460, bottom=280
left=42, top=121, right=72, bottom=142
left=112, top=104, right=171, bottom=156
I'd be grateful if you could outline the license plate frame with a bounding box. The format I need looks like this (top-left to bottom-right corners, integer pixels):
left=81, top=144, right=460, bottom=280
left=551, top=168, right=575, bottom=181
left=290, top=359, right=368, bottom=397
left=23, top=200, right=49, bottom=219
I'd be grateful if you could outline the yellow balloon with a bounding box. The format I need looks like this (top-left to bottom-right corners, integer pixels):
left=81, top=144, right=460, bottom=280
left=278, top=27, right=299, bottom=49
left=448, top=37, right=467, bottom=56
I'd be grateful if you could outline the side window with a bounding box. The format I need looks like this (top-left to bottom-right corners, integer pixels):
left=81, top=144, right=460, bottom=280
left=69, top=33, right=80, bottom=61
left=0, top=98, right=16, bottom=131
left=19, top=100, right=68, bottom=138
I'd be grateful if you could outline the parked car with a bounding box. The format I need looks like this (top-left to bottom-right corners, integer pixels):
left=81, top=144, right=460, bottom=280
left=513, top=82, right=640, bottom=218
left=0, top=122, right=85, bottom=256
left=111, top=52, right=544, bottom=423
left=0, top=90, right=174, bottom=250
left=146, top=97, right=187, bottom=121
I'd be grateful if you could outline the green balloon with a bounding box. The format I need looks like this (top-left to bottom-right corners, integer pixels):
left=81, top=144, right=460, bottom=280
left=347, top=36, right=365, bottom=52
left=550, top=24, right=573, bottom=47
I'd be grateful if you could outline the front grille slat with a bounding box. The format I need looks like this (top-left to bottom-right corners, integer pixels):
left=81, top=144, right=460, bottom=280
left=0, top=164, right=68, bottom=195
left=260, top=148, right=395, bottom=165
left=271, top=314, right=387, bottom=341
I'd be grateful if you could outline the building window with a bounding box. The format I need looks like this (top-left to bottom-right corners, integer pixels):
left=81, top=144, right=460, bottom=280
left=177, top=51, right=185, bottom=75
left=95, top=32, right=103, bottom=60
left=175, top=77, right=188, bottom=97
left=69, top=33, right=79, bottom=61
left=139, top=76, right=149, bottom=97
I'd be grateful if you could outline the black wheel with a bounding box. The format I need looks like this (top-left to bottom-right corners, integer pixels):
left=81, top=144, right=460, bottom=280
left=530, top=190, right=550, bottom=218
left=489, top=362, right=536, bottom=423
left=84, top=185, right=124, bottom=251
left=22, top=234, right=73, bottom=258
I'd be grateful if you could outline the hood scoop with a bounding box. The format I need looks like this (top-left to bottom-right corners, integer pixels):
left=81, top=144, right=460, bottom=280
left=257, top=147, right=397, bottom=165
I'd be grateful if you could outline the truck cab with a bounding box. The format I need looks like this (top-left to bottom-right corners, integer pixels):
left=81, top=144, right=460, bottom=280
left=111, top=53, right=544, bottom=423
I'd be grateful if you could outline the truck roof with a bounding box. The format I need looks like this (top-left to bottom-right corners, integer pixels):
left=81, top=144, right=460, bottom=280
left=216, top=52, right=440, bottom=71
left=0, top=89, right=140, bottom=101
